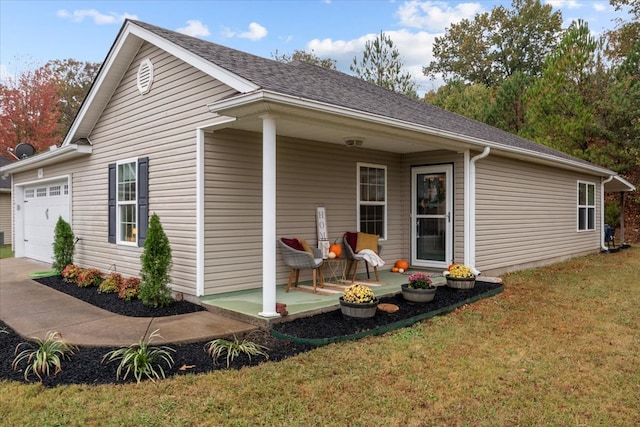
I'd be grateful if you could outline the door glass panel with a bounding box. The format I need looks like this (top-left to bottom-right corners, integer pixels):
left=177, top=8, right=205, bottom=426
left=416, top=218, right=446, bottom=262
left=417, top=174, right=446, bottom=215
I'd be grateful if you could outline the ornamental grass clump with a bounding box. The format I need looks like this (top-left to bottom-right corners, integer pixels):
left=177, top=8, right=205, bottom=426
left=102, top=329, right=175, bottom=384
left=12, top=331, right=77, bottom=381
left=407, top=272, right=434, bottom=289
left=205, top=335, right=269, bottom=368
left=342, top=284, right=376, bottom=304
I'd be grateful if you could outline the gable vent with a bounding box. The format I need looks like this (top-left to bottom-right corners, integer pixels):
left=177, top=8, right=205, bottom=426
left=137, top=59, right=154, bottom=95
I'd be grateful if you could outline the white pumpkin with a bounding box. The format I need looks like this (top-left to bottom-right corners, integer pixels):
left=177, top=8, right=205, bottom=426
left=398, top=268, right=405, bottom=273
left=328, top=252, right=337, bottom=259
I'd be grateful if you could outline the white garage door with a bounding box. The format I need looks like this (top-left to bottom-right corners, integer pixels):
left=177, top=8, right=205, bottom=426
left=23, top=181, right=70, bottom=263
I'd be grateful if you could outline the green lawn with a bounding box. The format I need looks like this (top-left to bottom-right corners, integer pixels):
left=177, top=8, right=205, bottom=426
left=0, top=245, right=13, bottom=259
left=1, top=247, right=639, bottom=426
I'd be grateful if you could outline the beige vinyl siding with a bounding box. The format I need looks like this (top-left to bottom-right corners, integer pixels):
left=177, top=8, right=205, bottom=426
left=400, top=151, right=465, bottom=265
left=475, top=155, right=601, bottom=274
left=203, top=129, right=404, bottom=295
left=12, top=42, right=236, bottom=295
left=0, top=192, right=11, bottom=245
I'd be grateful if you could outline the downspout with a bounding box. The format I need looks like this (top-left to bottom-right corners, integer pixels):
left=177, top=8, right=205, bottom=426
left=601, top=175, right=614, bottom=251
left=464, top=147, right=490, bottom=273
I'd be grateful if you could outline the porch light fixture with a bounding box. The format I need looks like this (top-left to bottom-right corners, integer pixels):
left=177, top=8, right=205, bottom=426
left=344, top=137, right=364, bottom=147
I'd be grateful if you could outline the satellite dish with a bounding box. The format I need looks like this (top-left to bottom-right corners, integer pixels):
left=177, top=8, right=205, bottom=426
left=15, top=142, right=36, bottom=159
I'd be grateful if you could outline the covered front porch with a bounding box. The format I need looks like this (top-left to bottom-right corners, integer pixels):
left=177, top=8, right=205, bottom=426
left=199, top=269, right=447, bottom=326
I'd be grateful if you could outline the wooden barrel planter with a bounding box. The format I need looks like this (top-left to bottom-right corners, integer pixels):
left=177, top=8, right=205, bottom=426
left=446, top=276, right=476, bottom=289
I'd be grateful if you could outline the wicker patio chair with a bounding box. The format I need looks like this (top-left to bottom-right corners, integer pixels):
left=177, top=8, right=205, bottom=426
left=343, top=232, right=382, bottom=283
left=278, top=239, right=325, bottom=293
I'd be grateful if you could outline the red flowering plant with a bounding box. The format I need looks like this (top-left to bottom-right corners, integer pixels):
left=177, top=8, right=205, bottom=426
left=61, top=265, right=83, bottom=284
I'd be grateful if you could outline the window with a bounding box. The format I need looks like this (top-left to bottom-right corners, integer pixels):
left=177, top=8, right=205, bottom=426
left=108, top=157, right=149, bottom=246
left=36, top=187, right=47, bottom=197
left=49, top=185, right=61, bottom=196
left=357, top=163, right=386, bottom=238
left=25, top=189, right=34, bottom=198
left=577, top=181, right=595, bottom=231
left=117, top=160, right=137, bottom=243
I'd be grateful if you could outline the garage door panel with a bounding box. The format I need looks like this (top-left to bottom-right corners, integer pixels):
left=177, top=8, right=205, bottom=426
left=23, top=180, right=70, bottom=263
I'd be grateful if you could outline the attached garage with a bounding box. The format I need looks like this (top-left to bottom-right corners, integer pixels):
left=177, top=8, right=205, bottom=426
left=14, top=177, right=71, bottom=263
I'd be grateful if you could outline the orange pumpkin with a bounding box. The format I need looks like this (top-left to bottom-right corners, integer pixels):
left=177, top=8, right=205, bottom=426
left=395, top=260, right=409, bottom=270
left=391, top=267, right=399, bottom=273
left=329, top=243, right=342, bottom=258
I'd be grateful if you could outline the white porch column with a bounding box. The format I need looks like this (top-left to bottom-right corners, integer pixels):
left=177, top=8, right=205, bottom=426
left=259, top=114, right=279, bottom=317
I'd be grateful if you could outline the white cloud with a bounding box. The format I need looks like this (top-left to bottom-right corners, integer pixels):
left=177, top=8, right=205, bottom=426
left=56, top=9, right=137, bottom=24
left=396, top=1, right=483, bottom=32
left=307, top=29, right=441, bottom=94
left=545, top=0, right=583, bottom=9
left=0, top=64, right=14, bottom=85
left=176, top=20, right=210, bottom=37
left=593, top=3, right=608, bottom=12
left=223, top=22, right=268, bottom=41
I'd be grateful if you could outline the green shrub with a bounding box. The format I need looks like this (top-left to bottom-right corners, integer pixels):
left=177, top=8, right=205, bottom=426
left=205, top=335, right=269, bottom=368
left=102, top=329, right=175, bottom=384
left=118, top=277, right=141, bottom=301
left=12, top=331, right=77, bottom=381
left=52, top=217, right=75, bottom=272
left=98, top=272, right=122, bottom=294
left=76, top=268, right=104, bottom=287
left=61, top=265, right=83, bottom=284
left=139, top=213, right=173, bottom=308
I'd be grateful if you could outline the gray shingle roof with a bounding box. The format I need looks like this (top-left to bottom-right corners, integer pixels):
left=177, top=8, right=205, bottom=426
left=133, top=20, right=599, bottom=170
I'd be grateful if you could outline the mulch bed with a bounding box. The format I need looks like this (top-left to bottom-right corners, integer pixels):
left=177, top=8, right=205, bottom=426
left=0, top=275, right=502, bottom=387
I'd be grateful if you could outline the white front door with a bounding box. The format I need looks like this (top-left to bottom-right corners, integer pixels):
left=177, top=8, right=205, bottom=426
left=411, top=165, right=453, bottom=268
left=23, top=181, right=70, bottom=263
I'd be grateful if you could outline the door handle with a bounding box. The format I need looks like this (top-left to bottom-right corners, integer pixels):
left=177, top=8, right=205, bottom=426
left=447, top=212, right=451, bottom=222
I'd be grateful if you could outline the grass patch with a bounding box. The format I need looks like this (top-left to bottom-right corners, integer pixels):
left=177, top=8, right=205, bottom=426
left=1, top=247, right=639, bottom=425
left=0, top=245, right=13, bottom=259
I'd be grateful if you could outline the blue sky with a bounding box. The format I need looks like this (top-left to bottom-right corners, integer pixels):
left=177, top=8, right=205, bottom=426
left=0, top=0, right=625, bottom=93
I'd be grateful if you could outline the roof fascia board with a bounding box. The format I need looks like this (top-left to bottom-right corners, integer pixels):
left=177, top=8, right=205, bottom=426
left=208, top=90, right=615, bottom=177
left=62, top=22, right=142, bottom=146
left=128, top=25, right=259, bottom=93
left=0, top=144, right=92, bottom=176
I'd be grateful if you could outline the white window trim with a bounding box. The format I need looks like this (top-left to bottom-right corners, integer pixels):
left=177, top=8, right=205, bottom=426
left=356, top=162, right=387, bottom=240
left=116, top=157, right=139, bottom=246
left=577, top=180, right=596, bottom=232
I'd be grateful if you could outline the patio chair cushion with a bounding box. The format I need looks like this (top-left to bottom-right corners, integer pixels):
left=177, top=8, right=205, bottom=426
left=345, top=231, right=358, bottom=251
left=297, top=238, right=314, bottom=254
left=356, top=232, right=379, bottom=253
left=282, top=237, right=305, bottom=252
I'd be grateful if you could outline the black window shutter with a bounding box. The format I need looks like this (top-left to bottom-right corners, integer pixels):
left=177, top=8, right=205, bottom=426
left=108, top=163, right=116, bottom=243
left=137, top=157, right=149, bottom=247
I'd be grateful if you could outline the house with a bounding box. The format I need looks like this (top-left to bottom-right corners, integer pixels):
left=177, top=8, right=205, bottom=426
left=0, top=157, right=13, bottom=246
left=1, top=20, right=635, bottom=317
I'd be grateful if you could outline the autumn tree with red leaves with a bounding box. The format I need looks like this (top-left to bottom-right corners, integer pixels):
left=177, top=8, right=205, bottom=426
left=0, top=66, right=62, bottom=161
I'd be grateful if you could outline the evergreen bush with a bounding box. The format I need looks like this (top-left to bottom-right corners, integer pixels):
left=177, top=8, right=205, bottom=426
left=139, top=213, right=173, bottom=308
left=52, top=217, right=75, bottom=272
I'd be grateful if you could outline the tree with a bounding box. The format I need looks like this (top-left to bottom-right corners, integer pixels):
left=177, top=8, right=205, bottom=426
left=424, top=0, right=562, bottom=86
left=52, top=217, right=75, bottom=272
left=272, top=49, right=337, bottom=70
left=139, top=213, right=173, bottom=308
left=44, top=59, right=100, bottom=136
left=0, top=66, right=61, bottom=159
left=521, top=20, right=603, bottom=157
left=486, top=71, right=532, bottom=134
left=427, top=81, right=493, bottom=123
left=350, top=31, right=418, bottom=98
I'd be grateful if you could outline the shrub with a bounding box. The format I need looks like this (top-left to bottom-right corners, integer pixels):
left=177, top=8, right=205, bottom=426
left=139, top=213, right=173, bottom=308
left=76, top=268, right=104, bottom=288
left=102, top=329, right=175, bottom=384
left=61, top=265, right=83, bottom=285
left=118, top=277, right=141, bottom=301
left=205, top=335, right=269, bottom=368
left=98, top=272, right=122, bottom=294
left=52, top=217, right=75, bottom=272
left=12, top=331, right=77, bottom=381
